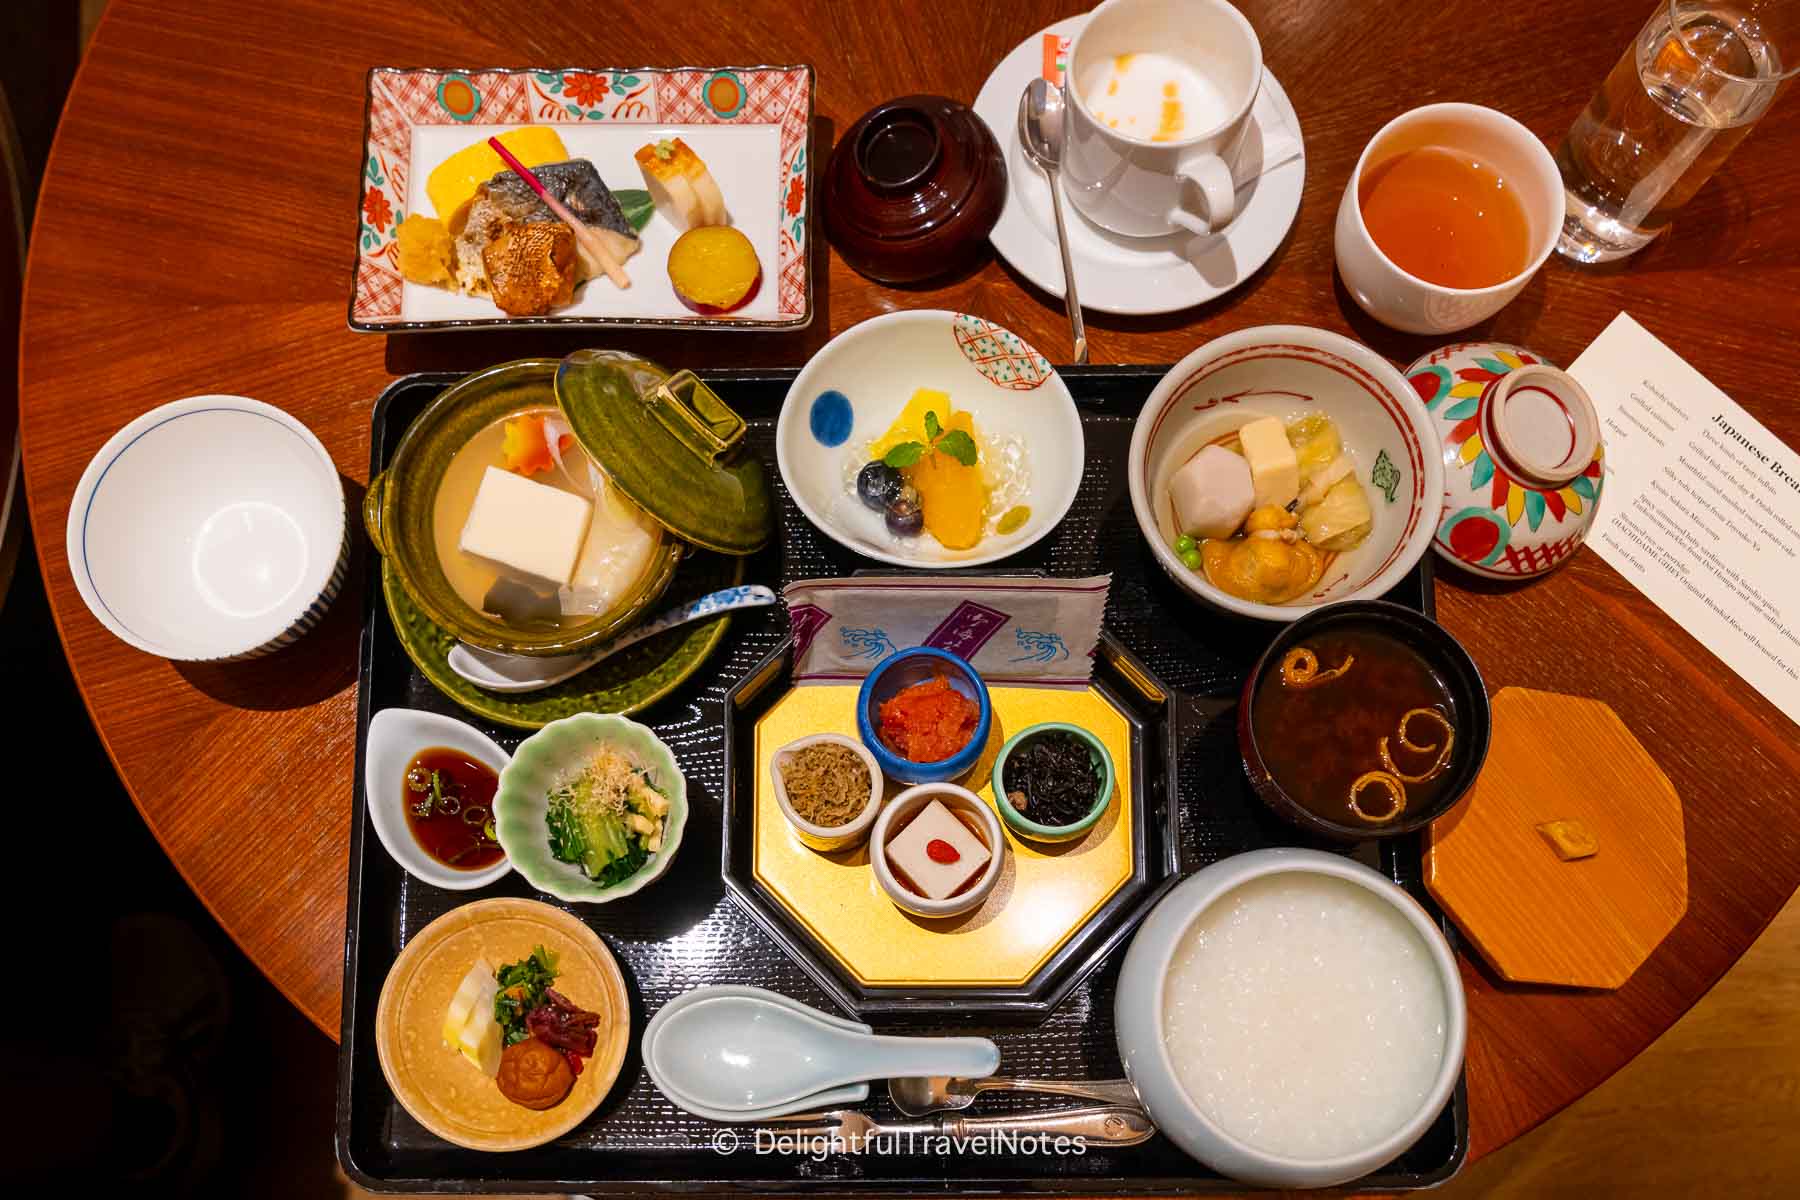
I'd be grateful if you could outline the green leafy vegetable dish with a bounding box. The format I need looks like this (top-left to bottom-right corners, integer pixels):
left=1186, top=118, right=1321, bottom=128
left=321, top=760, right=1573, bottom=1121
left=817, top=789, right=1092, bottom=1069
left=545, top=748, right=671, bottom=887
left=493, top=712, right=690, bottom=903
left=494, top=944, right=558, bottom=1046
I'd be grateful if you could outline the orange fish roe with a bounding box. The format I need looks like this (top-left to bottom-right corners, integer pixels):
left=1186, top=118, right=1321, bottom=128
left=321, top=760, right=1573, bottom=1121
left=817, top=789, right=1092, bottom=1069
left=877, top=675, right=979, bottom=763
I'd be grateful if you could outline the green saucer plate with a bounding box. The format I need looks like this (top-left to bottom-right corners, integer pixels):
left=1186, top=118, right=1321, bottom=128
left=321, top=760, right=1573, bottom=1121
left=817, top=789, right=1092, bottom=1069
left=383, top=551, right=747, bottom=730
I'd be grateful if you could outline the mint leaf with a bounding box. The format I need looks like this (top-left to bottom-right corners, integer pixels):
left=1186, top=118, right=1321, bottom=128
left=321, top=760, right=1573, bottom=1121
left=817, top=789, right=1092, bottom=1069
left=883, top=441, right=927, bottom=468
left=935, top=429, right=978, bottom=467
left=614, top=188, right=656, bottom=233
left=924, top=410, right=941, bottom=440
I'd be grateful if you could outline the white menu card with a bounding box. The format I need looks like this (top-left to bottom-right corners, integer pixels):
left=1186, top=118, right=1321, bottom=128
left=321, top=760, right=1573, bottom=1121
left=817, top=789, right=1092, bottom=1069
left=1570, top=312, right=1800, bottom=726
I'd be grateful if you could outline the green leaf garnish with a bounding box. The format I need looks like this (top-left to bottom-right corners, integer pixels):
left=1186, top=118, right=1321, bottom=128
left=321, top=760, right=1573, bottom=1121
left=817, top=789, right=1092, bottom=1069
left=614, top=188, right=655, bottom=233
left=924, top=410, right=942, bottom=440
left=935, top=429, right=978, bottom=467
left=883, top=441, right=928, bottom=468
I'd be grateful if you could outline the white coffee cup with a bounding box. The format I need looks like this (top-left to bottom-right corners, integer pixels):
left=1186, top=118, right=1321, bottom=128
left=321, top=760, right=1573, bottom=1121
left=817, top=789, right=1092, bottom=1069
left=1334, top=103, right=1562, bottom=334
left=1061, top=0, right=1262, bottom=238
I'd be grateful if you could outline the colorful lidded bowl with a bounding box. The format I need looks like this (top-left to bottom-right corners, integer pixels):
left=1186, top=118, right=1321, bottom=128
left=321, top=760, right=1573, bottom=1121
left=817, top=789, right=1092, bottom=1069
left=1407, top=343, right=1604, bottom=580
left=363, top=352, right=770, bottom=656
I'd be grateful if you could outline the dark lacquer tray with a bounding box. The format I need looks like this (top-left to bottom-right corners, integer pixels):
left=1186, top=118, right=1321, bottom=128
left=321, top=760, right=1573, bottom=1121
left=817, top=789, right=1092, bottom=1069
left=337, top=367, right=1469, bottom=1194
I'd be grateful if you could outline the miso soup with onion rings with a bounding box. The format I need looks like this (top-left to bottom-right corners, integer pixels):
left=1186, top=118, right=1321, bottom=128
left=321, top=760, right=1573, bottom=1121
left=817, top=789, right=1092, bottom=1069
left=1249, top=627, right=1458, bottom=828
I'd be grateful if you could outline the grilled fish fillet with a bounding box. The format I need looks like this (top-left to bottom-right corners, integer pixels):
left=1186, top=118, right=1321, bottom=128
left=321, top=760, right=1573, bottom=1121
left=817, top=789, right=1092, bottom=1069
left=454, top=159, right=641, bottom=296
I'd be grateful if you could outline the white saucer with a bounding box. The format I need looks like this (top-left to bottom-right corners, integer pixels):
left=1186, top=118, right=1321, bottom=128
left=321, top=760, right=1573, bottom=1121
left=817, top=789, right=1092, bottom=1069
left=972, top=16, right=1306, bottom=316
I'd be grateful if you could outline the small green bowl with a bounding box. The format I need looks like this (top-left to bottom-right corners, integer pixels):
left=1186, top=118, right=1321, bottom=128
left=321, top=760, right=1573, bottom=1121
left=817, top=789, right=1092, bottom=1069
left=493, top=713, right=689, bottom=903
left=991, top=722, right=1115, bottom=843
left=363, top=358, right=682, bottom=657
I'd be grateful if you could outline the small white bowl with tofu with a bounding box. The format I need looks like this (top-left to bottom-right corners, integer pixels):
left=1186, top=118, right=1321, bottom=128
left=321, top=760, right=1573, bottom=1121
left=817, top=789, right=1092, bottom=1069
left=869, top=783, right=1006, bottom=918
left=1128, top=326, right=1444, bottom=621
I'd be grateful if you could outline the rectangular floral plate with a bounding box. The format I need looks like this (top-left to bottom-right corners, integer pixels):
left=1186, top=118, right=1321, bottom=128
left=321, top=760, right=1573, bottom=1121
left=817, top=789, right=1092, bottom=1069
left=349, top=65, right=814, bottom=333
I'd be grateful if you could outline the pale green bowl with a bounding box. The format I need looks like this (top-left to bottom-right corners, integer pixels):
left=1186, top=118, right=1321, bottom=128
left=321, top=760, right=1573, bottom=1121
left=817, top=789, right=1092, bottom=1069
left=493, top=713, right=689, bottom=903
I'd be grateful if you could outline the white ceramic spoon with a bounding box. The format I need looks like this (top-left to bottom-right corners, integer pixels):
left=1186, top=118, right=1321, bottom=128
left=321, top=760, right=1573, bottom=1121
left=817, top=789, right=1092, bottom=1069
left=448, top=585, right=777, bottom=693
left=644, top=986, right=999, bottom=1115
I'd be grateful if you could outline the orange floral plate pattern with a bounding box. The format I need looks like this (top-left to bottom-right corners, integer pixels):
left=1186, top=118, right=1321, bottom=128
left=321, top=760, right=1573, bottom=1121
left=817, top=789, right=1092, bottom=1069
left=351, top=65, right=813, bottom=332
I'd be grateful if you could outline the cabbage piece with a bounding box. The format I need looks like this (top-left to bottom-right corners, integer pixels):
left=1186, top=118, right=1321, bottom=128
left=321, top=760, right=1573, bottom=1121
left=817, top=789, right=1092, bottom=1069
left=1287, top=414, right=1343, bottom=490
left=1299, top=475, right=1373, bottom=552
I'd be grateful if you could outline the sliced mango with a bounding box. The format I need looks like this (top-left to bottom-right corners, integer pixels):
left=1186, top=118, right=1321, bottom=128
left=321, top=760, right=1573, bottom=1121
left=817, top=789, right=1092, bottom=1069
left=869, top=389, right=953, bottom=460
left=427, top=127, right=569, bottom=225
left=905, top=410, right=987, bottom=550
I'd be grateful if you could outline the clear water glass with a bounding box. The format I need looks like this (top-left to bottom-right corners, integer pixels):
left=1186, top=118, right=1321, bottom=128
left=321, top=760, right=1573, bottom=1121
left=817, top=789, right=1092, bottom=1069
left=1556, top=0, right=1797, bottom=263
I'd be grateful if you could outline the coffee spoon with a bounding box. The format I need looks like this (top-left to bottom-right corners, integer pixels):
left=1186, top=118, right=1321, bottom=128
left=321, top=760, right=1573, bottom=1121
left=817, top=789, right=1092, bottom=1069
left=1018, top=77, right=1089, bottom=365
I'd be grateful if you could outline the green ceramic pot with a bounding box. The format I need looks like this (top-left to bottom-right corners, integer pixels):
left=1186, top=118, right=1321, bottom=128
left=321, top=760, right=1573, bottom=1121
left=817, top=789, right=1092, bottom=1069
left=492, top=713, right=689, bottom=904
left=991, top=722, right=1116, bottom=843
left=363, top=359, right=682, bottom=656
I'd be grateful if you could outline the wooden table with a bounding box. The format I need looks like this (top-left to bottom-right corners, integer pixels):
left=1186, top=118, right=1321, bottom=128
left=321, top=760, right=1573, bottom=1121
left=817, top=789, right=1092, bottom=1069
left=20, top=0, right=1800, bottom=1171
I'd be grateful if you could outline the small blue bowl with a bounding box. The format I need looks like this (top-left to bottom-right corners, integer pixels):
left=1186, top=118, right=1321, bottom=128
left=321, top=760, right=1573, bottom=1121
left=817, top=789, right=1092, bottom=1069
left=856, top=647, right=992, bottom=785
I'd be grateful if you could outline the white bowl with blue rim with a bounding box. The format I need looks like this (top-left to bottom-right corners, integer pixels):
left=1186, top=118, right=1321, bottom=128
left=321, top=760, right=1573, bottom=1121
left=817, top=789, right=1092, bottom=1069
left=774, top=309, right=1084, bottom=567
left=66, top=395, right=348, bottom=660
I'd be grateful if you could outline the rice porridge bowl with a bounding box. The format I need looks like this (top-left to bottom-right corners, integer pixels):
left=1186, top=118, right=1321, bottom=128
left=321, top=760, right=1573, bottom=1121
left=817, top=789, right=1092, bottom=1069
left=1160, top=872, right=1449, bottom=1161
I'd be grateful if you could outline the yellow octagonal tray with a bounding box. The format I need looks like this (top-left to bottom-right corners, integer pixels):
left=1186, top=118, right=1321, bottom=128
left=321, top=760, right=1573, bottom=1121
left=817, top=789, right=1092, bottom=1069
left=721, top=633, right=1179, bottom=1021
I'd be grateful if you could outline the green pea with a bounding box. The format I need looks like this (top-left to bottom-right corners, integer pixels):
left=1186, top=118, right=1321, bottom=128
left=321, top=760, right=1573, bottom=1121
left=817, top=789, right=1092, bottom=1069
left=1173, top=534, right=1196, bottom=554
left=1179, top=547, right=1203, bottom=570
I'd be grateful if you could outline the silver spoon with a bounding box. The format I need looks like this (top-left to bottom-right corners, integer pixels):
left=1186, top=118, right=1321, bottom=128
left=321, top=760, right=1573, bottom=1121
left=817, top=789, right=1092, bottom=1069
left=889, top=1074, right=1141, bottom=1116
left=448, top=585, right=776, bottom=693
left=1017, top=77, right=1088, bottom=366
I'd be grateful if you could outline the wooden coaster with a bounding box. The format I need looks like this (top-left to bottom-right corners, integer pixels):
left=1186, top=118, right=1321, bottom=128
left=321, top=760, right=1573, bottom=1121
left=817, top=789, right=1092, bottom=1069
left=1425, top=687, right=1687, bottom=989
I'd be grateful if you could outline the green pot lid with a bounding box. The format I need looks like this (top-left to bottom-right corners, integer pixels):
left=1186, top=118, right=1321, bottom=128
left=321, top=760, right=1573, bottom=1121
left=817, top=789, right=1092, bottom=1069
left=554, top=349, right=772, bottom=556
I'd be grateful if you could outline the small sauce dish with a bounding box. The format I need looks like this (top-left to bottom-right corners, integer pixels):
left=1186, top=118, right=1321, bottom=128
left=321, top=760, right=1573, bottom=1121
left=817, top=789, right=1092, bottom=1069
left=992, top=722, right=1115, bottom=843
left=856, top=646, right=992, bottom=784
left=869, top=783, right=1006, bottom=918
left=770, top=733, right=885, bottom=852
left=363, top=707, right=512, bottom=890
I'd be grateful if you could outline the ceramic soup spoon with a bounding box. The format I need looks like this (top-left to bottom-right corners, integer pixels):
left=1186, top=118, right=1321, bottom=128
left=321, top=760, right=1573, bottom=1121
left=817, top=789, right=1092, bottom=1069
left=646, top=987, right=999, bottom=1113
left=448, top=585, right=776, bottom=693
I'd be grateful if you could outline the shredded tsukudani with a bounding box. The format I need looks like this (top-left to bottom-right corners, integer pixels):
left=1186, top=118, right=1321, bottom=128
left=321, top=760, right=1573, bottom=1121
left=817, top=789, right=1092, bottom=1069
left=779, top=742, right=871, bottom=827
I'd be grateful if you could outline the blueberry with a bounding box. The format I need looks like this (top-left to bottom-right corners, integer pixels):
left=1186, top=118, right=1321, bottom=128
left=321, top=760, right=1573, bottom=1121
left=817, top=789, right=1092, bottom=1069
left=857, top=461, right=902, bottom=511
left=885, top=485, right=924, bottom=537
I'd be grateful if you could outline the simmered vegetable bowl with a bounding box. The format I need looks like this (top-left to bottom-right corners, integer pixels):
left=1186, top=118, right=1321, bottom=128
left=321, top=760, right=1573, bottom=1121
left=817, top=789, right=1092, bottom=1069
left=494, top=713, right=689, bottom=903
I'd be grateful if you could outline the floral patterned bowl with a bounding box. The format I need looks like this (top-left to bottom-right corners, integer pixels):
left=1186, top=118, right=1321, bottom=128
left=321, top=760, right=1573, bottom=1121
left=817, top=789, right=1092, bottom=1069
left=1407, top=342, right=1604, bottom=580
left=775, top=310, right=1084, bottom=568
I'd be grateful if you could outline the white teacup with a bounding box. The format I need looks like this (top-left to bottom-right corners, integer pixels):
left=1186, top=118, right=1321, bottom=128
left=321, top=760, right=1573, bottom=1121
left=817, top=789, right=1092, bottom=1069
left=1061, top=0, right=1262, bottom=238
left=1334, top=103, right=1562, bottom=334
